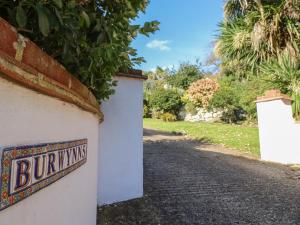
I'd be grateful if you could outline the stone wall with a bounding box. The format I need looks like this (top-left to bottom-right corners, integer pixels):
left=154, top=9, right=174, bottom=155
left=181, top=108, right=223, bottom=122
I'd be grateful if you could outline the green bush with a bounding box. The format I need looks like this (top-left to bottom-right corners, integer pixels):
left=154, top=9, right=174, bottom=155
left=151, top=110, right=162, bottom=119
left=160, top=113, right=177, bottom=122
left=209, top=76, right=273, bottom=123
left=209, top=77, right=242, bottom=122
left=0, top=0, right=159, bottom=101
left=143, top=105, right=151, bottom=118
left=166, top=62, right=204, bottom=90
left=149, top=88, right=183, bottom=116
left=260, top=53, right=300, bottom=119
left=184, top=101, right=198, bottom=115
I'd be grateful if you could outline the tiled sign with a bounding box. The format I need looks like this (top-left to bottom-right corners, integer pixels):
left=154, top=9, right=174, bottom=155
left=0, top=139, right=87, bottom=211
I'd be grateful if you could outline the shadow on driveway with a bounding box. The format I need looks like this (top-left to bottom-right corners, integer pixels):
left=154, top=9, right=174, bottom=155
left=98, top=129, right=300, bottom=225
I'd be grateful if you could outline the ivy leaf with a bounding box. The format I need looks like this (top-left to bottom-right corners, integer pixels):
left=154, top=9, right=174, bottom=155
left=36, top=4, right=50, bottom=36
left=52, top=0, right=63, bottom=9
left=16, top=5, right=27, bottom=28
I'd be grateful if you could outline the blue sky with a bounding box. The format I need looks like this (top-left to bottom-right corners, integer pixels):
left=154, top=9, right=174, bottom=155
left=131, top=0, right=224, bottom=72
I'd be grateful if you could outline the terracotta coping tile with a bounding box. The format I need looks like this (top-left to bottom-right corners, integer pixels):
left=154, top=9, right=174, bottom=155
left=256, top=89, right=292, bottom=103
left=117, top=70, right=147, bottom=80
left=0, top=17, right=145, bottom=120
left=0, top=18, right=103, bottom=119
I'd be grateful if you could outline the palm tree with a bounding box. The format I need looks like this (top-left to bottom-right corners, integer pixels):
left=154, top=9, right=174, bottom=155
left=260, top=53, right=300, bottom=118
left=217, top=0, right=300, bottom=78
left=217, top=0, right=300, bottom=116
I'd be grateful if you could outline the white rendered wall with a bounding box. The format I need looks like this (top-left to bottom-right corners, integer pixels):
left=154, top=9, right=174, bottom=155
left=257, top=99, right=300, bottom=164
left=0, top=77, right=99, bottom=225
left=98, top=76, right=144, bottom=205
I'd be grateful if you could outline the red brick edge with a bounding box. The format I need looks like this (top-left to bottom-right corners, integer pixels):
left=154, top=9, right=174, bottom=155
left=117, top=69, right=147, bottom=80
left=0, top=17, right=103, bottom=120
left=256, top=90, right=292, bottom=103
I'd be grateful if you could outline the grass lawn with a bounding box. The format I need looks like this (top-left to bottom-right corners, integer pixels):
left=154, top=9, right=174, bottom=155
left=144, top=118, right=260, bottom=156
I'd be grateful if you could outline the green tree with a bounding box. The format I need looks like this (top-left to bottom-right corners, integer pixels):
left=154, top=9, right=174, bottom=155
left=0, top=0, right=159, bottom=101
left=166, top=62, right=204, bottom=90
left=144, top=66, right=170, bottom=91
left=260, top=53, right=300, bottom=119
left=149, top=88, right=183, bottom=116
left=209, top=75, right=274, bottom=122
left=217, top=0, right=300, bottom=78
left=216, top=0, right=300, bottom=117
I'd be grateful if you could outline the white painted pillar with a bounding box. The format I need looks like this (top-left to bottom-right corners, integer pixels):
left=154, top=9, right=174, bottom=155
left=98, top=74, right=145, bottom=205
left=256, top=90, right=300, bottom=164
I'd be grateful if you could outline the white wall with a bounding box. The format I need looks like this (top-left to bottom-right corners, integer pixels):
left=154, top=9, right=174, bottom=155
left=98, top=76, right=144, bottom=205
left=257, top=98, right=300, bottom=164
left=0, top=77, right=99, bottom=225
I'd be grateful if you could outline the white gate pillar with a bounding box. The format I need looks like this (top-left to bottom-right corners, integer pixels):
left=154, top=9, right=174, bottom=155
left=256, top=90, right=300, bottom=164
left=98, top=71, right=146, bottom=205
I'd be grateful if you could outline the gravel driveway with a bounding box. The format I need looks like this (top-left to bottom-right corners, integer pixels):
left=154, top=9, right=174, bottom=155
left=98, top=129, right=300, bottom=225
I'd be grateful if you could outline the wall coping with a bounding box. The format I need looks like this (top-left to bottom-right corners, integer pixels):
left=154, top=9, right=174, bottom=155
left=0, top=18, right=104, bottom=120
left=256, top=89, right=292, bottom=103
left=116, top=69, right=147, bottom=80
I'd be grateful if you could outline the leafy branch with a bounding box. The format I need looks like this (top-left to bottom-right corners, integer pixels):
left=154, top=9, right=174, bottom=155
left=0, top=0, right=159, bottom=101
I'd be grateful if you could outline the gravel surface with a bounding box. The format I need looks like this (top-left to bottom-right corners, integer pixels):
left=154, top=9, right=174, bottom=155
left=98, top=129, right=300, bottom=225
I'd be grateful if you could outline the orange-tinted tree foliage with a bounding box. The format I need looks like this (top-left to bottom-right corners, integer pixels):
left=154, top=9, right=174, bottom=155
left=187, top=78, right=219, bottom=108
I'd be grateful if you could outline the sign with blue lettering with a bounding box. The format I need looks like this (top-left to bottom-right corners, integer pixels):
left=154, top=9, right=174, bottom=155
left=0, top=139, right=87, bottom=211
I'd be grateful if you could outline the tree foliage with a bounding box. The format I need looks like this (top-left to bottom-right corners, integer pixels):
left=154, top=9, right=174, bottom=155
left=0, top=0, right=159, bottom=101
left=260, top=53, right=300, bottom=118
left=149, top=88, right=183, bottom=116
left=217, top=0, right=300, bottom=78
left=187, top=78, right=219, bottom=109
left=144, top=66, right=170, bottom=93
left=216, top=0, right=300, bottom=117
left=209, top=76, right=274, bottom=122
left=166, top=62, right=204, bottom=90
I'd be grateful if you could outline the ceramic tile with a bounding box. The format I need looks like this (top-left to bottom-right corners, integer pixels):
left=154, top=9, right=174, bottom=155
left=0, top=139, right=88, bottom=211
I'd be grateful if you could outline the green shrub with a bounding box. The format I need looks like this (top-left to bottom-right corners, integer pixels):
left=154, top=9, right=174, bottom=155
left=151, top=110, right=162, bottom=119
left=260, top=53, right=300, bottom=119
left=184, top=101, right=198, bottom=115
left=149, top=88, right=183, bottom=116
left=160, top=113, right=177, bottom=122
left=143, top=105, right=151, bottom=118
left=0, top=1, right=159, bottom=101
left=209, top=77, right=242, bottom=122
left=166, top=62, right=204, bottom=90
left=209, top=76, right=273, bottom=123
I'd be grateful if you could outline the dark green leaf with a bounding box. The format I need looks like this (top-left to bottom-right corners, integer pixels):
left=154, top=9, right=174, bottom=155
left=54, top=8, right=63, bottom=25
left=67, top=0, right=76, bottom=9
left=36, top=4, right=50, bottom=36
left=81, top=11, right=90, bottom=28
left=16, top=5, right=27, bottom=28
left=53, top=0, right=63, bottom=9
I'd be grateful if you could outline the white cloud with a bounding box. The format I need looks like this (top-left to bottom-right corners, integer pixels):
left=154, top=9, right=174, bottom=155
left=146, top=39, right=171, bottom=51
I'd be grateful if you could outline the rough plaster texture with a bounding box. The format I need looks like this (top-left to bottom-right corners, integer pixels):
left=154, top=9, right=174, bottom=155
left=98, top=77, right=144, bottom=205
left=257, top=98, right=300, bottom=164
left=0, top=76, right=99, bottom=225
